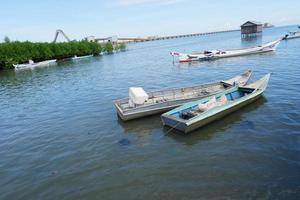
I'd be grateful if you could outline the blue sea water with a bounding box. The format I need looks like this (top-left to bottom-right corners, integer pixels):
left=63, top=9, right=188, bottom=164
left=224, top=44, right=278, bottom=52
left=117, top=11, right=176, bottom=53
left=0, top=25, right=299, bottom=199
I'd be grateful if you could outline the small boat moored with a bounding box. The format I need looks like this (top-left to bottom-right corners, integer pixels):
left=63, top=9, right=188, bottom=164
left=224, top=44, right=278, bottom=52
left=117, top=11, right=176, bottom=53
left=171, top=39, right=282, bottom=62
left=114, top=70, right=252, bottom=121
left=161, top=73, right=271, bottom=133
left=13, top=59, right=57, bottom=69
left=72, top=55, right=93, bottom=60
left=283, top=31, right=300, bottom=40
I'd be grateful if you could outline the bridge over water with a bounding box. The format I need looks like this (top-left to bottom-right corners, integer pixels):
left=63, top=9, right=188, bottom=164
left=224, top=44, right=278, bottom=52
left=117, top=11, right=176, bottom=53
left=53, top=29, right=240, bottom=44
left=105, top=29, right=240, bottom=43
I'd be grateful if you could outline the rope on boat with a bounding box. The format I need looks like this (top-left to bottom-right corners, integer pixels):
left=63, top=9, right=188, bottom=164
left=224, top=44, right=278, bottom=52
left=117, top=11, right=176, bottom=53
left=164, top=121, right=182, bottom=135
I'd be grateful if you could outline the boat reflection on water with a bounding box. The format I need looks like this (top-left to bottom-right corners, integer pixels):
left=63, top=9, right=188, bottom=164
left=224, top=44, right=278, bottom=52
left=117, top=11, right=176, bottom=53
left=117, top=114, right=162, bottom=137
left=117, top=95, right=267, bottom=146
left=164, top=96, right=267, bottom=145
left=241, top=35, right=262, bottom=47
left=173, top=59, right=212, bottom=68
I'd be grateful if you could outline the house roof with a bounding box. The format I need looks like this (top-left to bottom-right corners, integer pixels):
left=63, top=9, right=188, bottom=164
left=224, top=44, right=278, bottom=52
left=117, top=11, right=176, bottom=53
left=241, top=21, right=263, bottom=27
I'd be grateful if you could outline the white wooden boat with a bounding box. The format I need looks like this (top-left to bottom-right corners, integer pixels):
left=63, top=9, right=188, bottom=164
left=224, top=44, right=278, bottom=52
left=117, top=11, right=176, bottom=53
left=283, top=31, right=300, bottom=40
left=161, top=73, right=270, bottom=133
left=114, top=70, right=252, bottom=121
left=14, top=59, right=57, bottom=69
left=171, top=39, right=282, bottom=62
left=72, top=55, right=93, bottom=60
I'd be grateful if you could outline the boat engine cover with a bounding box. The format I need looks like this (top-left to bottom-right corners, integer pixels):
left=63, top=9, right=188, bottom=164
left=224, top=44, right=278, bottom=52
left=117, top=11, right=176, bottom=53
left=129, top=87, right=149, bottom=107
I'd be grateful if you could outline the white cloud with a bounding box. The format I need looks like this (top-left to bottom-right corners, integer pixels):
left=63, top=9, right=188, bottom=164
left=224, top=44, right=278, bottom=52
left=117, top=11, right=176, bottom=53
left=118, top=0, right=182, bottom=6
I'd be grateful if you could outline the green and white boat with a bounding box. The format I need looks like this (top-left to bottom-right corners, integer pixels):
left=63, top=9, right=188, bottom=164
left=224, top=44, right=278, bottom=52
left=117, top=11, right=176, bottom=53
left=161, top=73, right=271, bottom=133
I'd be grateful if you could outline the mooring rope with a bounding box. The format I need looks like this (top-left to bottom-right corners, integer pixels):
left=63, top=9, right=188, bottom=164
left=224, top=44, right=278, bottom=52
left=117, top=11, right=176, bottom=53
left=164, top=121, right=183, bottom=135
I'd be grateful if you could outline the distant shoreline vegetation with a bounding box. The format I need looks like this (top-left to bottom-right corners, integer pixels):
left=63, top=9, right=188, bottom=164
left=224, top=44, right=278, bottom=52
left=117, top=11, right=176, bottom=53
left=0, top=39, right=126, bottom=70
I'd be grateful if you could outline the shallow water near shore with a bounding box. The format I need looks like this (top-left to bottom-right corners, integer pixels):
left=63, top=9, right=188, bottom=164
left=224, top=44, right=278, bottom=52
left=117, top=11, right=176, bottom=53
left=0, top=25, right=300, bottom=199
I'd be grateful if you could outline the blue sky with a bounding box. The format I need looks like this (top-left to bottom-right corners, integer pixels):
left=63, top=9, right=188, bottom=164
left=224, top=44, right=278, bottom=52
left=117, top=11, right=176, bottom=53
left=0, top=0, right=299, bottom=42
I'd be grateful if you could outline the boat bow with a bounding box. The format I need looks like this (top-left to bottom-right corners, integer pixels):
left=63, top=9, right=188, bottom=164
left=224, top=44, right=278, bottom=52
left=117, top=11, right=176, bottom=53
left=260, top=39, right=282, bottom=51
left=245, top=73, right=271, bottom=92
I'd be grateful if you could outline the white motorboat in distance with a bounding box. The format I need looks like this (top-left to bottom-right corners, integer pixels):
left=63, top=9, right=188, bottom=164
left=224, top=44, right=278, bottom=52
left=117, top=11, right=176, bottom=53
left=14, top=59, right=57, bottom=69
left=171, top=38, right=282, bottom=63
left=283, top=31, right=300, bottom=40
left=71, top=55, right=93, bottom=61
left=114, top=70, right=252, bottom=121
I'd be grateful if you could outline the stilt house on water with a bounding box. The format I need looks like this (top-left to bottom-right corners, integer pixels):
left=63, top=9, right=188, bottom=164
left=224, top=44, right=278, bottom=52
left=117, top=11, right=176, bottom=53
left=241, top=21, right=263, bottom=38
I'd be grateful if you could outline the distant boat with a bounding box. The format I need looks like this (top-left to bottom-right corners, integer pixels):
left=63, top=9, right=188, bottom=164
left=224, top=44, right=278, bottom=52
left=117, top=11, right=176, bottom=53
left=263, top=23, right=274, bottom=28
left=14, top=59, right=57, bottom=69
left=171, top=39, right=282, bottom=62
left=114, top=70, right=252, bottom=121
left=283, top=31, right=300, bottom=40
left=71, top=55, right=93, bottom=60
left=161, top=73, right=270, bottom=133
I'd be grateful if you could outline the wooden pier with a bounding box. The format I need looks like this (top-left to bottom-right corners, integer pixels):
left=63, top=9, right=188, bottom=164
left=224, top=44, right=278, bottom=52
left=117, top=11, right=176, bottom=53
left=115, top=29, right=240, bottom=43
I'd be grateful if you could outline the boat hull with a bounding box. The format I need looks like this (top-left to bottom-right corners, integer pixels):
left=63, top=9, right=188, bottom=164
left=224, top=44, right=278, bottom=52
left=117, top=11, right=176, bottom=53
left=116, top=95, right=213, bottom=121
left=116, top=103, right=176, bottom=121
